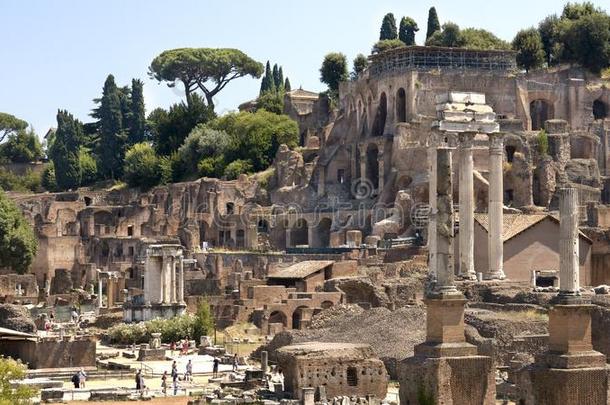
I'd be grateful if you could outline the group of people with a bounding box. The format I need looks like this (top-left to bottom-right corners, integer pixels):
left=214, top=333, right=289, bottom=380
left=160, top=359, right=193, bottom=396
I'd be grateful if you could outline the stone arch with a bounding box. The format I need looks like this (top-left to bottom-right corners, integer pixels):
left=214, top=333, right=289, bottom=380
left=366, top=143, right=380, bottom=189
left=396, top=88, right=407, bottom=123
left=291, top=218, right=308, bottom=247
left=372, top=93, right=387, bottom=136
left=269, top=310, right=287, bottom=327
left=291, top=305, right=309, bottom=329
left=593, top=99, right=608, bottom=120
left=530, top=99, right=553, bottom=131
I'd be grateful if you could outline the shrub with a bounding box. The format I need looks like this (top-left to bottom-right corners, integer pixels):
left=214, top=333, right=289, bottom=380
left=177, top=126, right=230, bottom=179
left=537, top=129, right=549, bottom=156
left=79, top=148, right=98, bottom=186
left=0, top=129, right=44, bottom=163
left=372, top=39, right=405, bottom=54
left=41, top=163, right=58, bottom=192
left=106, top=314, right=198, bottom=345
left=123, top=142, right=168, bottom=189
left=0, top=168, right=42, bottom=193
left=193, top=300, right=215, bottom=342
left=224, top=159, right=253, bottom=180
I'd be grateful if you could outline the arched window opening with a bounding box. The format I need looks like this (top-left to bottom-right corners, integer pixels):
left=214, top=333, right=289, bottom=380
left=396, top=88, right=406, bottom=123
left=593, top=99, right=608, bottom=120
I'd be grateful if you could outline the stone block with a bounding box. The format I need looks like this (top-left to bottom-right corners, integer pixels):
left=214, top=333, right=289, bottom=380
left=399, top=354, right=495, bottom=405
left=435, top=92, right=486, bottom=105
left=424, top=297, right=468, bottom=345
left=548, top=305, right=595, bottom=354
left=137, top=348, right=166, bottom=361
left=345, top=230, right=362, bottom=247
left=438, top=120, right=499, bottom=134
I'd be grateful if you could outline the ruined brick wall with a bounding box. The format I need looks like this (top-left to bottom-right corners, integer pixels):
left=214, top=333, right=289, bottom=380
left=0, top=337, right=96, bottom=369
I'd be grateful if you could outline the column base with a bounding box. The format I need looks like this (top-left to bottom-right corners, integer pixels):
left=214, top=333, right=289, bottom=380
left=483, top=270, right=506, bottom=280
left=458, top=273, right=477, bottom=281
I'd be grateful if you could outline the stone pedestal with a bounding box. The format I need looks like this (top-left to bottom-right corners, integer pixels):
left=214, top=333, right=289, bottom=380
left=399, top=297, right=495, bottom=405
left=519, top=304, right=609, bottom=405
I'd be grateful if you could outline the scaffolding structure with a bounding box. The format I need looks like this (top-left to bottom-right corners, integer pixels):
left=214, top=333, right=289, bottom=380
left=369, top=46, right=517, bottom=77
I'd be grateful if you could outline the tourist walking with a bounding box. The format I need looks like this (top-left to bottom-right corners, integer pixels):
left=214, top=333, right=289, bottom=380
left=185, top=359, right=193, bottom=382
left=71, top=372, right=80, bottom=389
left=212, top=357, right=219, bottom=378
left=161, top=371, right=168, bottom=395
left=135, top=369, right=144, bottom=393
left=232, top=353, right=238, bottom=372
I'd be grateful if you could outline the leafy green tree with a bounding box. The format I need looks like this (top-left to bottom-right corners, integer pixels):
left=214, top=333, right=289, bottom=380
left=96, top=75, right=126, bottom=179
left=128, top=79, right=146, bottom=145
left=209, top=110, right=298, bottom=171
left=0, top=357, right=38, bottom=404
left=426, top=7, right=441, bottom=40
left=561, top=12, right=610, bottom=73
left=319, top=52, right=348, bottom=94
left=0, top=129, right=43, bottom=163
left=0, top=113, right=27, bottom=143
left=352, top=54, right=369, bottom=79
left=426, top=22, right=464, bottom=47
left=79, top=147, right=98, bottom=186
left=284, top=77, right=291, bottom=92
left=562, top=1, right=599, bottom=20
left=193, top=300, right=214, bottom=342
left=399, top=17, right=419, bottom=45
left=50, top=110, right=82, bottom=190
left=372, top=39, right=406, bottom=54
left=256, top=91, right=284, bottom=114
left=123, top=142, right=170, bottom=188
left=175, top=126, right=230, bottom=179
left=0, top=191, right=37, bottom=274
left=148, top=94, right=215, bottom=156
left=197, top=156, right=225, bottom=179
left=513, top=28, right=546, bottom=72
left=380, top=13, right=398, bottom=40
left=538, top=15, right=561, bottom=66
left=41, top=163, right=58, bottom=192
left=149, top=48, right=264, bottom=109
left=460, top=28, right=510, bottom=50
left=224, top=159, right=253, bottom=180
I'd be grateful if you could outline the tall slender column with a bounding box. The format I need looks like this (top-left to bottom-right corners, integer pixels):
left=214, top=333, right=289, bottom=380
left=486, top=133, right=506, bottom=280
left=359, top=143, right=366, bottom=182
left=434, top=147, right=458, bottom=295
left=428, top=135, right=438, bottom=280
left=559, top=187, right=580, bottom=296
left=318, top=168, right=326, bottom=197
left=161, top=256, right=168, bottom=304
left=98, top=276, right=103, bottom=308
left=378, top=155, right=385, bottom=193
left=178, top=256, right=185, bottom=304
left=170, top=256, right=177, bottom=304
left=458, top=132, right=476, bottom=280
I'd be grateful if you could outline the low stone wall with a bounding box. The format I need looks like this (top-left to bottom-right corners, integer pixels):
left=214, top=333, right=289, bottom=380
left=0, top=336, right=96, bottom=369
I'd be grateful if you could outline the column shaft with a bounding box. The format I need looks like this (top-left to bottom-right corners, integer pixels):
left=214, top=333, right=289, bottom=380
left=486, top=134, right=506, bottom=280
left=559, top=187, right=580, bottom=295
left=435, top=147, right=457, bottom=294
left=98, top=277, right=103, bottom=308
left=170, top=257, right=177, bottom=303
left=378, top=158, right=385, bottom=193
left=178, top=256, right=185, bottom=304
left=428, top=142, right=437, bottom=279
left=458, top=133, right=476, bottom=279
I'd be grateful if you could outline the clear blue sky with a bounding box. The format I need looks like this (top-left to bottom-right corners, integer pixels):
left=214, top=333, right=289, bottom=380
left=0, top=0, right=601, bottom=135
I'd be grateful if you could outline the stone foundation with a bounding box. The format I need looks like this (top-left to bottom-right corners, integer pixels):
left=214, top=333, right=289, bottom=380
left=123, top=302, right=186, bottom=322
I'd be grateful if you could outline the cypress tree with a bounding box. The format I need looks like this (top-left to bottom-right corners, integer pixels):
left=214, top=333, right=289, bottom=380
left=426, top=7, right=441, bottom=39
left=284, top=77, right=291, bottom=92
left=380, top=13, right=398, bottom=40
left=97, top=74, right=126, bottom=179
left=264, top=62, right=275, bottom=93
left=272, top=64, right=280, bottom=89
left=51, top=110, right=82, bottom=190
left=399, top=17, right=419, bottom=45
left=277, top=66, right=285, bottom=91
left=128, top=79, right=146, bottom=145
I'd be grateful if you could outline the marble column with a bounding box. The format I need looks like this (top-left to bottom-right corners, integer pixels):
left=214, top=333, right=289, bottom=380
left=559, top=187, right=580, bottom=297
left=98, top=276, right=103, bottom=308
left=427, top=135, right=438, bottom=280
left=359, top=143, right=366, bottom=182
left=378, top=155, right=385, bottom=193
left=458, top=132, right=476, bottom=280
left=434, top=147, right=458, bottom=295
left=161, top=256, right=168, bottom=304
left=107, top=277, right=115, bottom=308
left=486, top=133, right=506, bottom=280
left=178, top=256, right=185, bottom=304
left=170, top=256, right=177, bottom=304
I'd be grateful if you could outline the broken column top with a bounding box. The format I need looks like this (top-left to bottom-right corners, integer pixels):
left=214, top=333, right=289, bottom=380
left=435, top=92, right=499, bottom=134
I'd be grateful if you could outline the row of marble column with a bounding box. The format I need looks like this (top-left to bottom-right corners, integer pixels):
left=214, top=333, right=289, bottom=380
left=160, top=255, right=185, bottom=305
left=429, top=132, right=506, bottom=281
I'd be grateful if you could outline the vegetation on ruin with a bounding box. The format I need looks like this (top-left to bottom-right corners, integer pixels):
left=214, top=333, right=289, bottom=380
left=351, top=54, right=369, bottom=80
left=426, top=23, right=510, bottom=50
left=399, top=17, right=419, bottom=46
left=149, top=48, right=264, bottom=109
left=372, top=39, right=406, bottom=54
left=0, top=191, right=37, bottom=274
left=0, top=357, right=38, bottom=405
left=0, top=169, right=42, bottom=193
left=193, top=300, right=215, bottom=342
left=256, top=61, right=291, bottom=115
left=320, top=52, right=348, bottom=99
left=537, top=130, right=549, bottom=157
left=379, top=13, right=398, bottom=41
